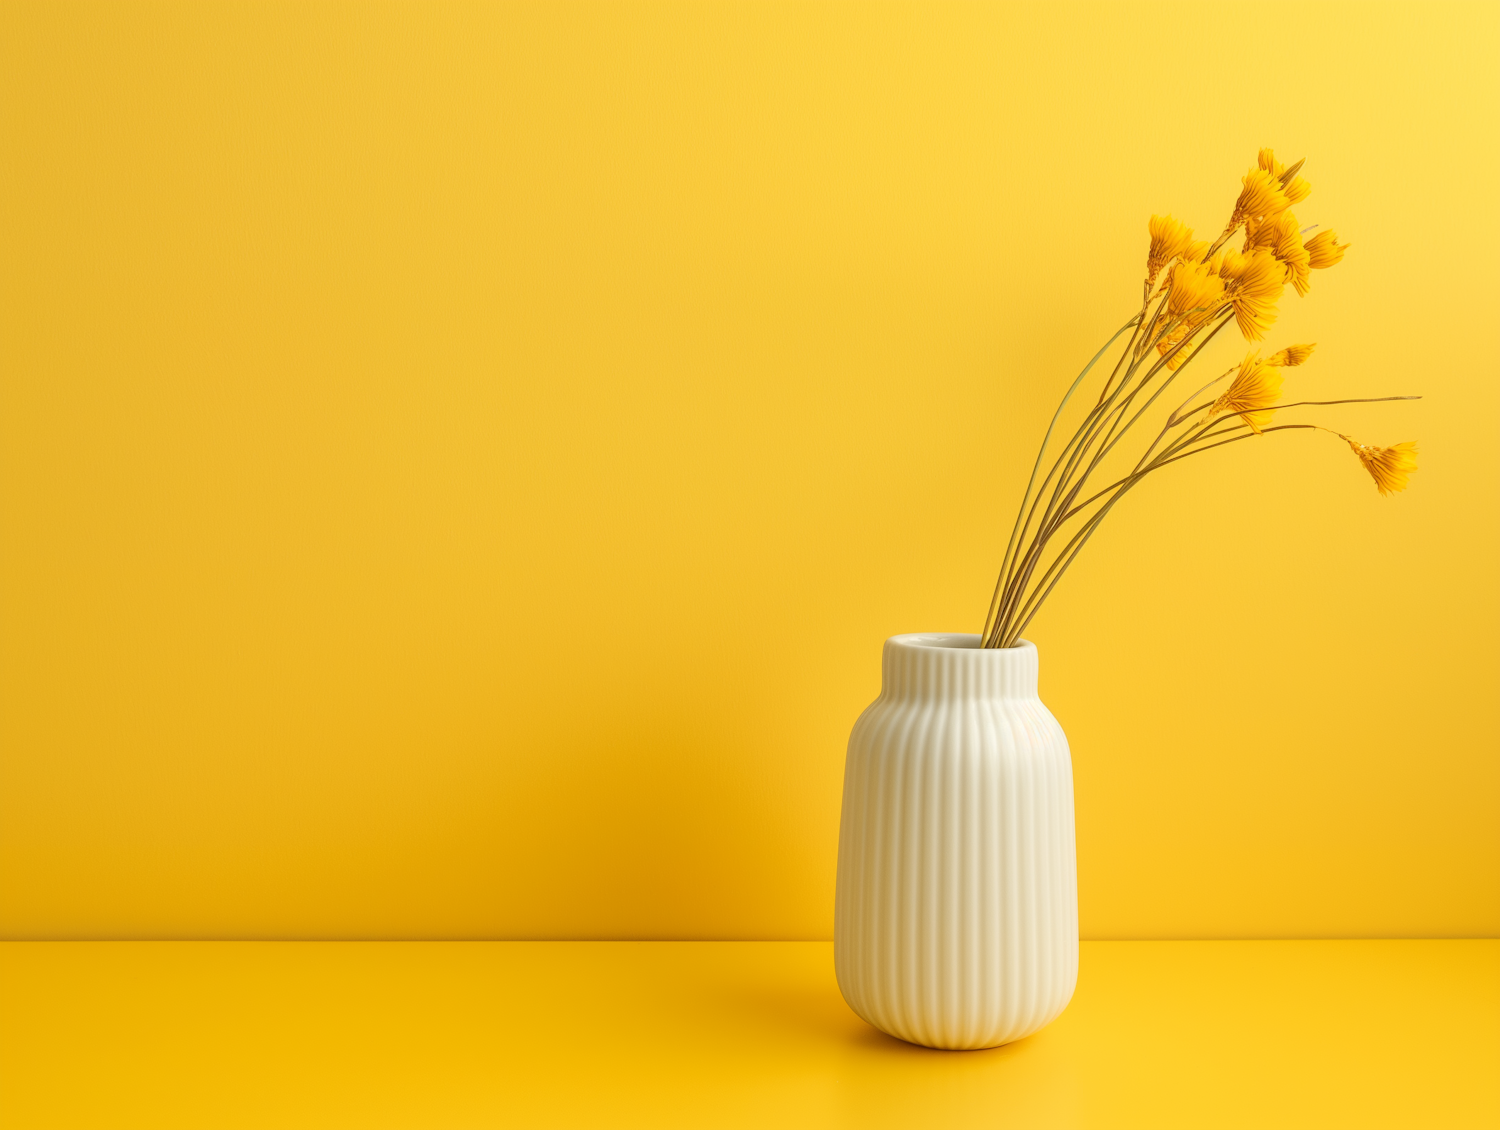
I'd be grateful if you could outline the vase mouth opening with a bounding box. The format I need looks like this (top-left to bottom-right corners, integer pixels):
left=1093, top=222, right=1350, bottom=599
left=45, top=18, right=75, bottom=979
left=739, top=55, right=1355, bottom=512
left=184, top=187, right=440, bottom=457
left=888, top=633, right=1034, bottom=653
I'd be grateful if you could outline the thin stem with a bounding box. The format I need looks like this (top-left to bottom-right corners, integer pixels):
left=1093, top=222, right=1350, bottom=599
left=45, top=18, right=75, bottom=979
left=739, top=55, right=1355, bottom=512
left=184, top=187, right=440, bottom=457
left=1179, top=394, right=1422, bottom=423
left=1030, top=310, right=1230, bottom=570
left=999, top=392, right=1420, bottom=647
left=1061, top=304, right=1220, bottom=495
left=1147, top=423, right=1315, bottom=468
left=1101, top=291, right=1161, bottom=403
left=988, top=314, right=1154, bottom=644
left=1084, top=314, right=1235, bottom=483
left=1204, top=220, right=1243, bottom=261
left=991, top=308, right=1205, bottom=642
left=1002, top=421, right=1330, bottom=647
left=1065, top=396, right=1419, bottom=527
left=988, top=395, right=1112, bottom=643
left=1009, top=362, right=1235, bottom=630
left=1134, top=364, right=1239, bottom=473
left=1002, top=485, right=1135, bottom=646
left=982, top=316, right=1138, bottom=642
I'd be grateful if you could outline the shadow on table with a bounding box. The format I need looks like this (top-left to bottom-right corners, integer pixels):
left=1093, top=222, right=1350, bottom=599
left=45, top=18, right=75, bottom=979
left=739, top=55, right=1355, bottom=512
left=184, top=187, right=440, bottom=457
left=710, top=978, right=1039, bottom=1062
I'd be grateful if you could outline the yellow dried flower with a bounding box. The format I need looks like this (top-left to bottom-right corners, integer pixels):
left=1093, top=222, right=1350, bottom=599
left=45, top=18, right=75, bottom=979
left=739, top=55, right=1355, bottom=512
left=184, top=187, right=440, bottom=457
left=1219, top=247, right=1285, bottom=340
left=1155, top=324, right=1199, bottom=370
left=1156, top=241, right=1210, bottom=296
left=1282, top=176, right=1311, bottom=206
left=1258, top=148, right=1310, bottom=204
left=1208, top=354, right=1283, bottom=433
left=1343, top=437, right=1418, bottom=496
left=1278, top=240, right=1310, bottom=296
left=1147, top=214, right=1195, bottom=284
left=1167, top=257, right=1226, bottom=319
left=1246, top=212, right=1311, bottom=296
left=1266, top=343, right=1316, bottom=366
left=1230, top=167, right=1290, bottom=227
left=1306, top=229, right=1350, bottom=269
left=1273, top=218, right=1311, bottom=297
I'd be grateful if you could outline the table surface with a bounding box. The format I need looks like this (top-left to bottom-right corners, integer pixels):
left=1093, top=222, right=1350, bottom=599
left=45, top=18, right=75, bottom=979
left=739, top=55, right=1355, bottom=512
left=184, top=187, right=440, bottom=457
left=2, top=939, right=1496, bottom=1129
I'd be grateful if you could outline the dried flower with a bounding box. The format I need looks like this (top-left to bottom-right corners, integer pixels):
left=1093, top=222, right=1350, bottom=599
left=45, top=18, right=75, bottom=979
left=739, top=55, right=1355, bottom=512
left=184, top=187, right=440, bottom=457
left=1230, top=168, right=1289, bottom=228
left=1208, top=354, right=1284, bottom=433
left=1275, top=225, right=1311, bottom=296
left=1246, top=211, right=1311, bottom=296
left=1219, top=247, right=1285, bottom=340
left=1266, top=343, right=1316, bottom=366
left=1155, top=324, right=1197, bottom=370
left=1167, top=257, right=1225, bottom=319
left=1258, top=148, right=1311, bottom=206
left=981, top=149, right=1418, bottom=651
left=1154, top=240, right=1212, bottom=299
left=1147, top=215, right=1195, bottom=285
left=1343, top=437, right=1418, bottom=495
left=1306, top=229, right=1350, bottom=269
left=1156, top=255, right=1227, bottom=369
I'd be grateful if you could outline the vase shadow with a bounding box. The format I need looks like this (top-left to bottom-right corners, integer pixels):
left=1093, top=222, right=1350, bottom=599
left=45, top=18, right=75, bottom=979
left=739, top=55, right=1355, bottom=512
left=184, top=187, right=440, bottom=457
left=711, top=979, right=1038, bottom=1060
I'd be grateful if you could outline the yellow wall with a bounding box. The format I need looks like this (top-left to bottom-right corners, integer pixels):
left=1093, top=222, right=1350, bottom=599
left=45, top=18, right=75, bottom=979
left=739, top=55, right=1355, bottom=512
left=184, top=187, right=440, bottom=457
left=2, top=1, right=1495, bottom=941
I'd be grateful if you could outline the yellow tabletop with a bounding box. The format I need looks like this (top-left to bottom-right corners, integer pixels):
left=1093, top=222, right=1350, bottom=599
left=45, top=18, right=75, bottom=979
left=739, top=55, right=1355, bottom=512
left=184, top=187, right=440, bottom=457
left=2, top=940, right=1495, bottom=1129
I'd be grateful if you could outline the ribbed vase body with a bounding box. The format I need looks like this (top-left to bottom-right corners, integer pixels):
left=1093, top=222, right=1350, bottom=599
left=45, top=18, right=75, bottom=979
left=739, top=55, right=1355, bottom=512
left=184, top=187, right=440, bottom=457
left=834, top=633, right=1078, bottom=1050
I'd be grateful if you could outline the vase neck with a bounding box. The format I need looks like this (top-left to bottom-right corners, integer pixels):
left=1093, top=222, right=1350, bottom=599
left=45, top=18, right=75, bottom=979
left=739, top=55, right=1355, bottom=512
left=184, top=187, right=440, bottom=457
left=880, top=634, right=1040, bottom=701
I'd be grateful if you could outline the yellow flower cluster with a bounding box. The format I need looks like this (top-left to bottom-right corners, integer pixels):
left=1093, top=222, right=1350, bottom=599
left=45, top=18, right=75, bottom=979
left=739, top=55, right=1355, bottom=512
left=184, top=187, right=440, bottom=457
left=1146, top=148, right=1348, bottom=366
left=984, top=149, right=1419, bottom=648
left=1133, top=151, right=1417, bottom=496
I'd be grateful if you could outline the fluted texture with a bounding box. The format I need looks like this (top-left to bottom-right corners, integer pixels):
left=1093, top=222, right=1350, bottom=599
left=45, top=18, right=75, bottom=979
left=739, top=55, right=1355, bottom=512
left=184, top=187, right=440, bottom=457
left=834, top=634, right=1078, bottom=1050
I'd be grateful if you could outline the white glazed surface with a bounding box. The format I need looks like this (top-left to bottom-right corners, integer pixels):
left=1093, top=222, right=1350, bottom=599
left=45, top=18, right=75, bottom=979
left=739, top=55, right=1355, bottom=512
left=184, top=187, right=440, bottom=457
left=834, top=633, right=1079, bottom=1050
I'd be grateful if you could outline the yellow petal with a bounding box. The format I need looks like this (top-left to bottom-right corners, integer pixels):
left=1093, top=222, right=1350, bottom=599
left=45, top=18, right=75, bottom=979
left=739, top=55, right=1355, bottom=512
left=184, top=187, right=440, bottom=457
left=1345, top=438, right=1418, bottom=496
left=1306, top=229, right=1350, bottom=269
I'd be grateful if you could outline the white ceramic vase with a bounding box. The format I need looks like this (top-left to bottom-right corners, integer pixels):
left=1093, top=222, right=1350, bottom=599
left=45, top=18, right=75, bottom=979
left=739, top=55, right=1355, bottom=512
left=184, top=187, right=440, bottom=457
left=834, top=633, right=1078, bottom=1050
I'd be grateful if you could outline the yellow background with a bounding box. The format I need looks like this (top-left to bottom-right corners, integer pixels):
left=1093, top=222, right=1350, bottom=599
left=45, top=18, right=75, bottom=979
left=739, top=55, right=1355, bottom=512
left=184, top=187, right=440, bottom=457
left=1, top=0, right=1495, bottom=941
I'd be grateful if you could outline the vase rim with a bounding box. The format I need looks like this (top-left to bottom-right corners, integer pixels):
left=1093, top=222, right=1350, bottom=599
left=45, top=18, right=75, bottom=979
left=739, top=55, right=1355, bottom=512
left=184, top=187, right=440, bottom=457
left=887, top=633, right=1035, bottom=653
